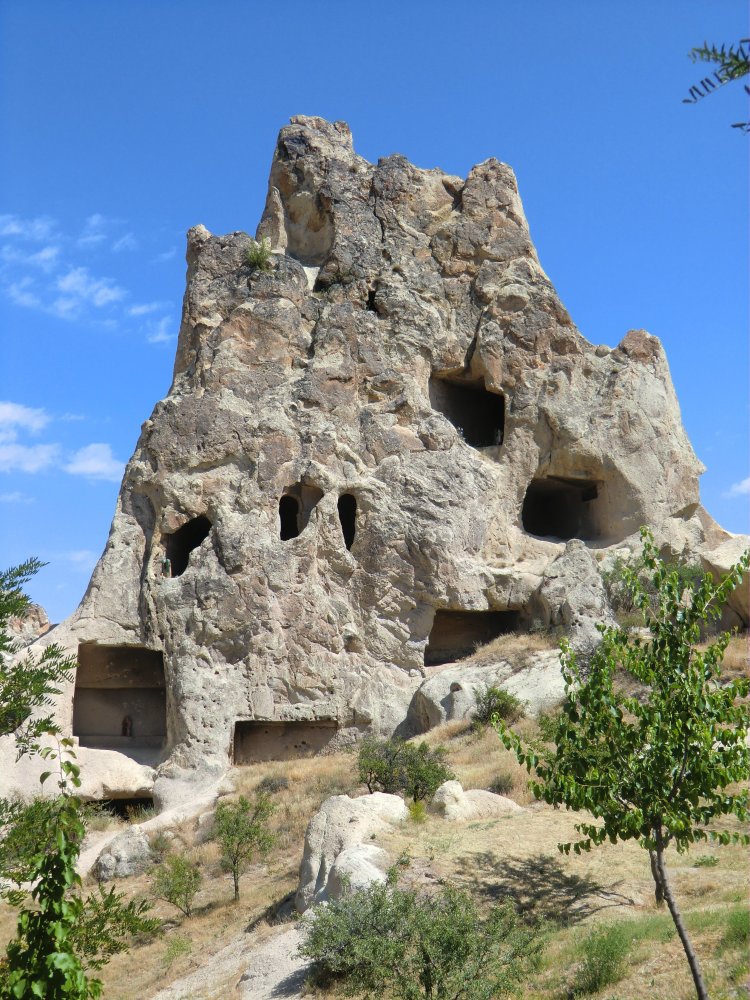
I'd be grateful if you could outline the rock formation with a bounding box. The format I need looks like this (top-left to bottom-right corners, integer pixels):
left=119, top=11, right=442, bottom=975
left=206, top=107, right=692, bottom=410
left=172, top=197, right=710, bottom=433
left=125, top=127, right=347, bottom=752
left=8, top=115, right=747, bottom=806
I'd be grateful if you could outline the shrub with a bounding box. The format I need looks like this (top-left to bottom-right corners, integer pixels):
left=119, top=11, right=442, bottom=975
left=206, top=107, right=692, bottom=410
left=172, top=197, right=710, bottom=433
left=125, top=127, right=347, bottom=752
left=721, top=906, right=749, bottom=951
left=256, top=775, right=289, bottom=795
left=151, top=855, right=201, bottom=918
left=162, top=934, right=191, bottom=968
left=300, top=876, right=541, bottom=999
left=358, top=737, right=454, bottom=803
left=473, top=686, right=525, bottom=726
left=489, top=773, right=515, bottom=796
left=693, top=854, right=719, bottom=868
left=408, top=800, right=427, bottom=824
left=572, top=922, right=631, bottom=996
left=245, top=237, right=272, bottom=272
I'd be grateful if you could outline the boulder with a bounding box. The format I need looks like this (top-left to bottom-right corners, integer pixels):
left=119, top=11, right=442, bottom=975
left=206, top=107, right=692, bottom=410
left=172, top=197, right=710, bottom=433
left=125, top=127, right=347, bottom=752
left=327, top=844, right=390, bottom=900
left=93, top=826, right=152, bottom=881
left=432, top=780, right=523, bottom=821
left=295, top=792, right=408, bottom=912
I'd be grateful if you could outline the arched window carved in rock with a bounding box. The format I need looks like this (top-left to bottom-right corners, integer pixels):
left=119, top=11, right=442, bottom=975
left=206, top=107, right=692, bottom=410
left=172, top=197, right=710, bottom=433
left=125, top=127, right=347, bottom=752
left=522, top=477, right=600, bottom=541
left=165, top=516, right=212, bottom=577
left=428, top=375, right=505, bottom=448
left=279, top=483, right=324, bottom=541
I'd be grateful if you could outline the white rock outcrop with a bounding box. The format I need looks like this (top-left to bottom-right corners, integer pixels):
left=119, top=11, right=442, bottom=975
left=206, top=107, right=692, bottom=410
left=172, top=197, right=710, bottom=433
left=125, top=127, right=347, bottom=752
left=9, top=115, right=746, bottom=804
left=295, top=792, right=408, bottom=912
left=432, top=780, right=523, bottom=821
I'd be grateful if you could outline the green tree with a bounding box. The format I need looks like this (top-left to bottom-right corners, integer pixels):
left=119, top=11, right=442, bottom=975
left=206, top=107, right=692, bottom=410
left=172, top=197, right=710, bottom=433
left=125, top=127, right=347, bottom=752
left=151, top=854, right=202, bottom=918
left=357, top=737, right=454, bottom=803
left=213, top=793, right=275, bottom=902
left=0, top=560, right=158, bottom=999
left=683, top=38, right=750, bottom=132
left=496, top=529, right=750, bottom=1000
left=300, top=873, right=540, bottom=999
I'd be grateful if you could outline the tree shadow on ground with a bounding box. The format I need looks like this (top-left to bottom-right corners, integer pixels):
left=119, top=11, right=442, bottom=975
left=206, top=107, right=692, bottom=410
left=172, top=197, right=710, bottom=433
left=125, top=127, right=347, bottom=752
left=455, top=851, right=637, bottom=926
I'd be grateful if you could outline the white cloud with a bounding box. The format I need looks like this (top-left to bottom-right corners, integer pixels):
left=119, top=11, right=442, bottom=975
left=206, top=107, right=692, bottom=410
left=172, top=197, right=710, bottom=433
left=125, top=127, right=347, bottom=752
left=0, top=491, right=34, bottom=503
left=0, top=401, right=50, bottom=442
left=129, top=301, right=168, bottom=316
left=64, top=549, right=98, bottom=571
left=152, top=247, right=177, bottom=263
left=6, top=277, right=41, bottom=309
left=0, top=244, right=60, bottom=271
left=723, top=477, right=750, bottom=499
left=55, top=267, right=125, bottom=308
left=77, top=213, right=108, bottom=247
left=0, top=214, right=57, bottom=241
left=0, top=442, right=59, bottom=473
left=112, top=233, right=137, bottom=252
left=63, top=443, right=124, bottom=482
left=147, top=316, right=174, bottom=344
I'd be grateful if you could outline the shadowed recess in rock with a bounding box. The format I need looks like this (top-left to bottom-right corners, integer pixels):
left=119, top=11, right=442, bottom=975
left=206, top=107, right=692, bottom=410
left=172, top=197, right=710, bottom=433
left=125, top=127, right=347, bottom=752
left=337, top=493, right=357, bottom=550
left=73, top=645, right=166, bottom=764
left=165, top=515, right=212, bottom=576
left=233, top=720, right=338, bottom=763
left=424, top=610, right=520, bottom=666
left=522, top=477, right=599, bottom=541
left=87, top=796, right=154, bottom=820
left=279, top=483, right=324, bottom=541
left=428, top=376, right=505, bottom=447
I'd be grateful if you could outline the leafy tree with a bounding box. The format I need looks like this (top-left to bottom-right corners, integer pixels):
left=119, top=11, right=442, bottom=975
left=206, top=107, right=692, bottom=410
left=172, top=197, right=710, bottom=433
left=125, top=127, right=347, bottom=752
left=151, top=854, right=202, bottom=918
left=358, top=737, right=454, bottom=803
left=300, top=873, right=540, bottom=999
left=213, top=793, right=275, bottom=902
left=682, top=38, right=750, bottom=132
left=496, top=529, right=750, bottom=1000
left=0, top=560, right=158, bottom=999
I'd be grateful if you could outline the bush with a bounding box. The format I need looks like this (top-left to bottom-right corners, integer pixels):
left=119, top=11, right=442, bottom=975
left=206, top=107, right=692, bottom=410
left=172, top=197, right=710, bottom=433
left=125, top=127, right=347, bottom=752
left=489, top=773, right=515, bottom=796
left=408, top=800, right=427, bottom=824
left=245, top=237, right=272, bottom=272
left=213, top=794, right=275, bottom=902
left=473, top=686, right=525, bottom=726
left=256, top=775, right=289, bottom=795
left=358, top=737, right=454, bottom=803
left=572, top=922, right=631, bottom=996
left=300, top=877, right=541, bottom=999
left=721, top=907, right=749, bottom=951
left=151, top=855, right=201, bottom=918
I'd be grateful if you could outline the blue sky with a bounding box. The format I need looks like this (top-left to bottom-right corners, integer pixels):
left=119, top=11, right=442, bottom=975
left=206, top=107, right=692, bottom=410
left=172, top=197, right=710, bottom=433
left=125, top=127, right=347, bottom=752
left=1, top=1, right=747, bottom=622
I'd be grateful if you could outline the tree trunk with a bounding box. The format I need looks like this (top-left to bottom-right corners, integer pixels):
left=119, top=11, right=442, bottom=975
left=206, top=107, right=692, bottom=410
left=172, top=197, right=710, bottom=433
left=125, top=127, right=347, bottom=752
left=649, top=850, right=665, bottom=906
left=653, top=843, right=708, bottom=1000
left=233, top=870, right=240, bottom=902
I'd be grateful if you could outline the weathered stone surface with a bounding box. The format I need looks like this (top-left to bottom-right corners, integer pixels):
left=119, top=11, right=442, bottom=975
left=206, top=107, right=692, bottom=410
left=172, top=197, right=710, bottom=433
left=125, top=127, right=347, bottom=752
left=295, top=792, right=408, bottom=912
left=11, top=115, right=747, bottom=804
left=409, top=650, right=564, bottom=731
left=93, top=826, right=152, bottom=881
left=432, top=779, right=523, bottom=821
left=327, top=843, right=389, bottom=900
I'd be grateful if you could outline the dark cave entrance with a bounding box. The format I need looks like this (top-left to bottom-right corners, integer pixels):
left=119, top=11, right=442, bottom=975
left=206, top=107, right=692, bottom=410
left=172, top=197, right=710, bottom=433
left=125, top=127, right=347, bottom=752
left=90, top=796, right=154, bottom=820
left=337, top=494, right=357, bottom=550
left=522, top=477, right=600, bottom=541
left=232, top=720, right=338, bottom=763
left=279, top=483, right=324, bottom=541
left=424, top=610, right=520, bottom=666
left=73, top=645, right=166, bottom=765
left=428, top=375, right=505, bottom=448
left=165, top=516, right=212, bottom=576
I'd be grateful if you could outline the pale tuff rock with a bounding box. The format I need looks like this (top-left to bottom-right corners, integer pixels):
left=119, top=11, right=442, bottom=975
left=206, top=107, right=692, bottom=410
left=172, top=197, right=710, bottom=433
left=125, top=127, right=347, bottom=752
left=9, top=115, right=746, bottom=805
left=295, top=792, right=408, bottom=912
left=432, top=779, right=523, bottom=821
left=93, top=826, right=152, bottom=881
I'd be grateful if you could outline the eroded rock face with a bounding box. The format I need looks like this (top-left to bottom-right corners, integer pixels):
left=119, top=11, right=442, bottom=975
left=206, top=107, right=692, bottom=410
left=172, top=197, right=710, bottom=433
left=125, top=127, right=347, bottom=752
left=15, top=115, right=747, bottom=799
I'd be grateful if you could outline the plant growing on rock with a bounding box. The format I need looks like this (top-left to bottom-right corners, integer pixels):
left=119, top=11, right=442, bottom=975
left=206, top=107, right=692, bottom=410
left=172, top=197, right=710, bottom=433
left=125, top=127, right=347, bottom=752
left=245, top=236, right=272, bottom=271
left=213, top=793, right=275, bottom=902
left=300, top=871, right=541, bottom=999
left=496, top=528, right=750, bottom=1000
left=473, top=685, right=525, bottom=727
left=357, top=737, right=454, bottom=803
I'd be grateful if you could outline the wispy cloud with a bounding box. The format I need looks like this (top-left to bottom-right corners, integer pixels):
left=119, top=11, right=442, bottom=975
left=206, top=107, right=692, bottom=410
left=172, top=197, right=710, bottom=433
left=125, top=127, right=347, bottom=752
left=0, top=491, right=35, bottom=504
left=56, top=267, right=125, bottom=307
left=6, top=277, right=42, bottom=309
left=0, top=442, right=60, bottom=473
left=0, top=214, right=57, bottom=241
left=1, top=244, right=60, bottom=271
left=0, top=401, right=51, bottom=441
left=64, top=549, right=98, bottom=571
left=112, top=232, right=137, bottom=253
left=77, top=213, right=109, bottom=247
left=723, top=477, right=750, bottom=499
left=152, top=247, right=177, bottom=263
left=146, top=316, right=174, bottom=344
left=129, top=301, right=168, bottom=316
left=63, top=443, right=124, bottom=482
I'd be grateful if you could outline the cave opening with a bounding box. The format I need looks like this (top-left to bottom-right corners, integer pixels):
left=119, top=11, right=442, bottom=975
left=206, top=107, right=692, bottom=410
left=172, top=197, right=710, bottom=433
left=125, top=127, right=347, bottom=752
left=73, top=644, right=166, bottom=765
left=88, top=796, right=154, bottom=820
left=165, top=516, right=212, bottom=577
left=337, top=494, right=357, bottom=550
left=279, top=483, right=324, bottom=541
left=522, top=477, right=600, bottom=541
left=233, top=720, right=338, bottom=764
left=424, top=610, right=520, bottom=666
left=428, top=376, right=505, bottom=448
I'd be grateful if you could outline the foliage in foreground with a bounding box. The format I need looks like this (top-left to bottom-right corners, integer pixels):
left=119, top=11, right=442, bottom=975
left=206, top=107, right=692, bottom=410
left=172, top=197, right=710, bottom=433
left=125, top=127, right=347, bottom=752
left=213, top=793, right=275, bottom=901
left=300, top=874, right=541, bottom=999
left=358, top=736, right=454, bottom=803
left=0, top=560, right=159, bottom=999
left=496, top=528, right=750, bottom=1000
left=683, top=37, right=750, bottom=132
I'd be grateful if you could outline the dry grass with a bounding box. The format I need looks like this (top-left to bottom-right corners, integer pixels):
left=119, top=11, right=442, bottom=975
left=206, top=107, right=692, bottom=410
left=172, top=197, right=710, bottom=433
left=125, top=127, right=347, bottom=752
left=464, top=629, right=560, bottom=668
